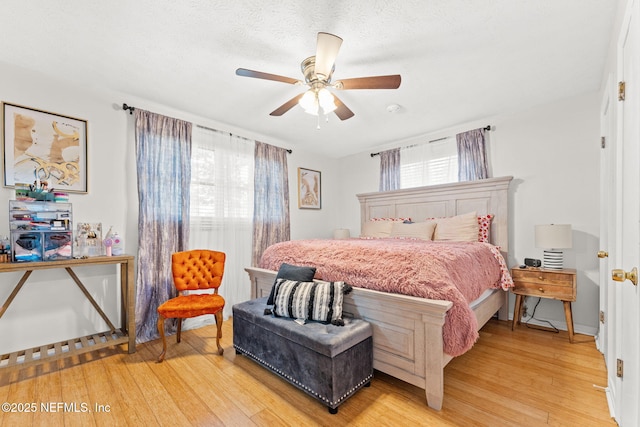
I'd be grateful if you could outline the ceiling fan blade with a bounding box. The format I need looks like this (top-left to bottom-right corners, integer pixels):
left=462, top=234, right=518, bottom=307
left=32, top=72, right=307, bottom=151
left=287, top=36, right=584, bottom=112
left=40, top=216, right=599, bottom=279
left=270, top=93, right=304, bottom=116
left=314, top=32, right=343, bottom=80
left=335, top=75, right=401, bottom=90
left=236, top=68, right=300, bottom=85
left=332, top=94, right=355, bottom=120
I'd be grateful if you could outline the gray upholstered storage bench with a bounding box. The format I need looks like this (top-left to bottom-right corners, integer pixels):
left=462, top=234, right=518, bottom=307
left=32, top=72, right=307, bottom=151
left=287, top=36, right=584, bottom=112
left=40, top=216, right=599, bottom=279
left=233, top=297, right=373, bottom=414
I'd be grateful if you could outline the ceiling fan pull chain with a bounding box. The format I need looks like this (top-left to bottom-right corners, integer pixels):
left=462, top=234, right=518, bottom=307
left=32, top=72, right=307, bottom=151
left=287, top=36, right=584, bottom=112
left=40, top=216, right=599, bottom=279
left=316, top=114, right=321, bottom=130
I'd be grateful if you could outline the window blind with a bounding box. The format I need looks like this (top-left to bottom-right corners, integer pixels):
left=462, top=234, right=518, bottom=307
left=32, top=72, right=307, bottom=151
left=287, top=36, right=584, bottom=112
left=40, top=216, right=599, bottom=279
left=400, top=137, right=458, bottom=188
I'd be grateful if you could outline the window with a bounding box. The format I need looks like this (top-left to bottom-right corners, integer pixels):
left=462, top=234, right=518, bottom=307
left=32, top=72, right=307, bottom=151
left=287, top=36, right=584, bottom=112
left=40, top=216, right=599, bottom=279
left=400, top=138, right=458, bottom=188
left=188, top=126, right=255, bottom=320
left=190, top=127, right=254, bottom=228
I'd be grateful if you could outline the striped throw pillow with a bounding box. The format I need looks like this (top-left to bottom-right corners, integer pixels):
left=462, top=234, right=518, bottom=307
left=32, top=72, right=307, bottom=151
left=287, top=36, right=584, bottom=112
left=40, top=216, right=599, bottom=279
left=272, top=279, right=352, bottom=325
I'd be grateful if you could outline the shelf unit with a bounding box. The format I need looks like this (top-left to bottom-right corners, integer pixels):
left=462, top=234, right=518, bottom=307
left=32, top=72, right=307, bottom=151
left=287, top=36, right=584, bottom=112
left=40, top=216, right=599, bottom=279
left=9, top=200, right=73, bottom=262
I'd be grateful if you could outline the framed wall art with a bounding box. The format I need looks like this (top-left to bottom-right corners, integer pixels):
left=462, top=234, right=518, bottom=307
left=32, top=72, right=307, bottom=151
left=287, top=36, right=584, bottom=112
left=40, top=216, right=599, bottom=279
left=298, top=167, right=321, bottom=209
left=2, top=102, right=88, bottom=193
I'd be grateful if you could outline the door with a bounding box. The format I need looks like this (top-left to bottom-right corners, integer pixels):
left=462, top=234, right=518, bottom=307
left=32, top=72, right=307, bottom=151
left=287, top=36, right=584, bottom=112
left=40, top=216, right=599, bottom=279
left=598, top=78, right=612, bottom=359
left=610, top=1, right=640, bottom=424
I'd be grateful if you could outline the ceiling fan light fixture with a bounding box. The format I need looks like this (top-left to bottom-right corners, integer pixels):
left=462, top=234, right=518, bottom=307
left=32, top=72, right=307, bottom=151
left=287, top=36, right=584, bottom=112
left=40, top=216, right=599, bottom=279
left=299, top=89, right=318, bottom=115
left=298, top=88, right=337, bottom=116
left=318, top=88, right=337, bottom=114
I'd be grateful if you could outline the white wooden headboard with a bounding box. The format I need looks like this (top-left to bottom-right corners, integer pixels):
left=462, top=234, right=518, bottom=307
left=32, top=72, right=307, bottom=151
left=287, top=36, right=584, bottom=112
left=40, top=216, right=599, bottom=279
left=356, top=176, right=513, bottom=254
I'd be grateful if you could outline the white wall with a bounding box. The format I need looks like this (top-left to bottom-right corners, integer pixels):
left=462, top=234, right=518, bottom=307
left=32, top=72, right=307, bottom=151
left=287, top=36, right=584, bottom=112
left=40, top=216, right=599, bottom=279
left=493, top=93, right=600, bottom=334
left=337, top=92, right=601, bottom=334
left=288, top=149, right=341, bottom=240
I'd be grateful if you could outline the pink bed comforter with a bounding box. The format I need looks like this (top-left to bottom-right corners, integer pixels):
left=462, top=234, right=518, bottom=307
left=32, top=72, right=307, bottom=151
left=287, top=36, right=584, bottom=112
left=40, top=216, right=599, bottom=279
left=259, top=238, right=513, bottom=356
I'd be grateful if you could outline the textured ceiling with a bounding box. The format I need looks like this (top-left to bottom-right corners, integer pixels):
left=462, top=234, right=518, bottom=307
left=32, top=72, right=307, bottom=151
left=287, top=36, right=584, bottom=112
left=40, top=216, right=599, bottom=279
left=0, top=1, right=617, bottom=158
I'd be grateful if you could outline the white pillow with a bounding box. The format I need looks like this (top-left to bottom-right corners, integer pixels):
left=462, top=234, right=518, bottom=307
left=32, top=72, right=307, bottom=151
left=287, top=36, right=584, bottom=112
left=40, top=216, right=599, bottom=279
left=390, top=221, right=436, bottom=240
left=433, top=211, right=479, bottom=242
left=360, top=220, right=393, bottom=238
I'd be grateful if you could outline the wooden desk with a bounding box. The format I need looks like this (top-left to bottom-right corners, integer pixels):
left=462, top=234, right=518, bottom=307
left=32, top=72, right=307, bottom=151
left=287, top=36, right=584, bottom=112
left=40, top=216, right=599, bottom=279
left=0, top=255, right=135, bottom=368
left=511, top=267, right=577, bottom=343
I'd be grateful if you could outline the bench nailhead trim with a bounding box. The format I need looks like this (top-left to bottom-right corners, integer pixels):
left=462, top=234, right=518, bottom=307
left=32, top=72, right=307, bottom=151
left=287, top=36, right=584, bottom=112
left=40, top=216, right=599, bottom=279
left=234, top=344, right=372, bottom=406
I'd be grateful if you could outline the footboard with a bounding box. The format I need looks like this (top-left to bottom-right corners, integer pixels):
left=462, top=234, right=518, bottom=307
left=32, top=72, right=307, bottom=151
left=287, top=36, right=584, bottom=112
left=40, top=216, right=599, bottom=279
left=244, top=266, right=454, bottom=410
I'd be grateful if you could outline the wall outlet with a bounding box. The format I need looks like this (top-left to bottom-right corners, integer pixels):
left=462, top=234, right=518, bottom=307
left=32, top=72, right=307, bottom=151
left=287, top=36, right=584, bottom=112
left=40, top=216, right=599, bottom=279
left=522, top=299, right=528, bottom=318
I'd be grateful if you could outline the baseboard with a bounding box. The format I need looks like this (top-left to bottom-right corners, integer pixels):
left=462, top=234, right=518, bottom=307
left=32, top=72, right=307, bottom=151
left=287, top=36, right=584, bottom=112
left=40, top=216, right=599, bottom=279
left=507, top=314, right=598, bottom=337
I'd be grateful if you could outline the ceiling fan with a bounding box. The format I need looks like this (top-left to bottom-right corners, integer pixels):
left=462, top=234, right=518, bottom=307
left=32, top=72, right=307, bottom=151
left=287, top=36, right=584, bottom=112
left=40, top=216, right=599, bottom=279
left=236, top=32, right=401, bottom=121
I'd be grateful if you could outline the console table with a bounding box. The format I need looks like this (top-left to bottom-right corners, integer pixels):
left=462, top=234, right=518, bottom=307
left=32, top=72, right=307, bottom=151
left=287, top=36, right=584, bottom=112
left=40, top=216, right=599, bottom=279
left=0, top=255, right=135, bottom=369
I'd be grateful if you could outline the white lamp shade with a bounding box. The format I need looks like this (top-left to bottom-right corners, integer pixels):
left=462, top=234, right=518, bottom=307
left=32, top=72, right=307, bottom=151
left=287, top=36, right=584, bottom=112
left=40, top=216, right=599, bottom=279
left=317, top=88, right=337, bottom=113
left=535, top=224, right=572, bottom=249
left=299, top=90, right=318, bottom=115
left=333, top=228, right=351, bottom=239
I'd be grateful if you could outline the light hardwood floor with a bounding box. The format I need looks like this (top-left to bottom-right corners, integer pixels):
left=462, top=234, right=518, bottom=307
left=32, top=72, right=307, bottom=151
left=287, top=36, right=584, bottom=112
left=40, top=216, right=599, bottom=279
left=0, top=318, right=615, bottom=426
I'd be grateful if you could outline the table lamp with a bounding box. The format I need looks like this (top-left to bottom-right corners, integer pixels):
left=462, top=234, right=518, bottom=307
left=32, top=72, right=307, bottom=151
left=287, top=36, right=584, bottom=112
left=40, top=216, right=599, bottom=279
left=333, top=228, right=351, bottom=239
left=535, top=224, right=572, bottom=270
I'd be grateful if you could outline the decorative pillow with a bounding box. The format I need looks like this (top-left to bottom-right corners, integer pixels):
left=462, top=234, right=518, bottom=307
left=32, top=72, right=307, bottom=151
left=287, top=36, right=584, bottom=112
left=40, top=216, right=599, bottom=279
left=370, top=217, right=412, bottom=222
left=360, top=220, right=393, bottom=238
left=477, top=214, right=494, bottom=243
left=390, top=221, right=436, bottom=240
left=266, top=263, right=317, bottom=305
left=426, top=213, right=494, bottom=242
left=432, top=211, right=479, bottom=242
left=271, top=279, right=352, bottom=325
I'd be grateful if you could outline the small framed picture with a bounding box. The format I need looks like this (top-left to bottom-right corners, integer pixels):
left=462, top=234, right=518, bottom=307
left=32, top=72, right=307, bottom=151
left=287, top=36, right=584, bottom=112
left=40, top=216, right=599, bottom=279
left=2, top=102, right=88, bottom=193
left=298, top=167, right=321, bottom=209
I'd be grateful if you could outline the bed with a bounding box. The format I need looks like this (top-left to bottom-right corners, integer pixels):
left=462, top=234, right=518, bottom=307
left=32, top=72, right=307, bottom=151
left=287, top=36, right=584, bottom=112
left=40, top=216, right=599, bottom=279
left=244, top=176, right=513, bottom=410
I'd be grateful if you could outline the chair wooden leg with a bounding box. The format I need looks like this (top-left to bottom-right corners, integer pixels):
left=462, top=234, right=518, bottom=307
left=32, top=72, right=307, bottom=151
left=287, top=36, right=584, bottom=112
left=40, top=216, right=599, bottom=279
left=215, top=311, right=224, bottom=355
left=157, top=316, right=167, bottom=363
left=177, top=318, right=183, bottom=343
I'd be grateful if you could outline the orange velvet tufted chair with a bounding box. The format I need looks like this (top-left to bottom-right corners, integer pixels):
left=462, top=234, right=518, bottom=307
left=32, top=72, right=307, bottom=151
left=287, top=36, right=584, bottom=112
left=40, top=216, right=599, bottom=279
left=156, top=249, right=226, bottom=362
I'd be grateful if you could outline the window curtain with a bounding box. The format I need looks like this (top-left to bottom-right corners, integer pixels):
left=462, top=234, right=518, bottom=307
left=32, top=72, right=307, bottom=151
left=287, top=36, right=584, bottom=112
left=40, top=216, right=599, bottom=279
left=252, top=141, right=290, bottom=267
left=134, top=109, right=192, bottom=343
left=456, top=128, right=489, bottom=181
left=379, top=147, right=401, bottom=191
left=188, top=126, right=254, bottom=321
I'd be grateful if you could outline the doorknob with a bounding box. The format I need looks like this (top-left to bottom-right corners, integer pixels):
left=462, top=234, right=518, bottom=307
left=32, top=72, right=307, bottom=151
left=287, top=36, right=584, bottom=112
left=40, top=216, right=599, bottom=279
left=597, top=250, right=609, bottom=258
left=612, top=267, right=638, bottom=286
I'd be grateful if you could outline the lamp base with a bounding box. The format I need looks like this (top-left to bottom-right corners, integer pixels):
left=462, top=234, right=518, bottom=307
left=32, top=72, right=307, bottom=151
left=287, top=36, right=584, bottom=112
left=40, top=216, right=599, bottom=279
left=543, top=250, right=564, bottom=270
left=333, top=228, right=351, bottom=239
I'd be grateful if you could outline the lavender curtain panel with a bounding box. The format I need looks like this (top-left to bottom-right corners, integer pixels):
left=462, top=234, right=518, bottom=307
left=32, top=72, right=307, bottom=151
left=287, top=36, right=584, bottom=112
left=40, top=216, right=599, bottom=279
left=456, top=128, right=489, bottom=181
left=252, top=141, right=290, bottom=266
left=379, top=148, right=401, bottom=191
left=134, top=109, right=192, bottom=343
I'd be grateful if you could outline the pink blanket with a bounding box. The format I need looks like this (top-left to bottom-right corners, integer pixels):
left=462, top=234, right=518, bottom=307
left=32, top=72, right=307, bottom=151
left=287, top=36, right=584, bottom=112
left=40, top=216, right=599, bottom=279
left=259, top=238, right=512, bottom=356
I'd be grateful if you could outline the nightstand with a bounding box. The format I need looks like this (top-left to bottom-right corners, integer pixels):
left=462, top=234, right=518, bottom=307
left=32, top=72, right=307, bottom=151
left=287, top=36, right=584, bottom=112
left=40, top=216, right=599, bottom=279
left=511, top=267, right=577, bottom=343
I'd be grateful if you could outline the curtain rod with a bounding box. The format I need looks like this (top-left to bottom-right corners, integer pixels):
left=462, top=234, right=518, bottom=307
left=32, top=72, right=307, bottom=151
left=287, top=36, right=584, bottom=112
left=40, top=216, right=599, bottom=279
left=123, top=103, right=292, bottom=153
left=370, top=144, right=417, bottom=157
left=196, top=124, right=292, bottom=153
left=370, top=125, right=492, bottom=157
left=122, top=103, right=135, bottom=115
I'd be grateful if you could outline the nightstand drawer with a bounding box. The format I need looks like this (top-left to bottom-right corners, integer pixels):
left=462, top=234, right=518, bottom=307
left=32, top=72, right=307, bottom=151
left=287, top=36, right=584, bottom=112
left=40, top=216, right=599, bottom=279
left=511, top=269, right=574, bottom=287
left=512, top=280, right=575, bottom=300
